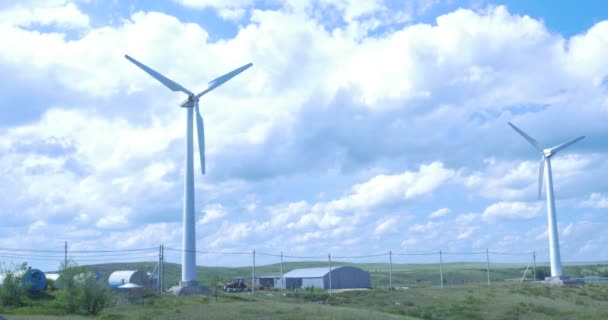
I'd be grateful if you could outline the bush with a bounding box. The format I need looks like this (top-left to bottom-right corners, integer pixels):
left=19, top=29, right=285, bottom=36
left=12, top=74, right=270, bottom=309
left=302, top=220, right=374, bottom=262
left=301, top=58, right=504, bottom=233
left=56, top=260, right=112, bottom=315
left=0, top=263, right=29, bottom=307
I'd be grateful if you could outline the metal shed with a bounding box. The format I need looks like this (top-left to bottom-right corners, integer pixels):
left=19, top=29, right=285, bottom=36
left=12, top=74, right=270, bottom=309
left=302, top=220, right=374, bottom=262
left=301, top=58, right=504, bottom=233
left=282, top=266, right=370, bottom=290
left=108, top=270, right=147, bottom=290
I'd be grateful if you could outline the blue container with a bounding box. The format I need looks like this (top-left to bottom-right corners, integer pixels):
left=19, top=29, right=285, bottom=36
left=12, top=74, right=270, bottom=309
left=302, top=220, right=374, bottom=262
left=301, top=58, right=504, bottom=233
left=22, top=269, right=47, bottom=291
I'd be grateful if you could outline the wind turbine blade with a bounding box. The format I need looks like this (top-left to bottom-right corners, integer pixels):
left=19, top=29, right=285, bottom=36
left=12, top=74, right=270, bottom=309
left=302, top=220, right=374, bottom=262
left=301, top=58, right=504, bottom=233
left=549, top=136, right=585, bottom=155
left=196, top=63, right=253, bottom=98
left=125, top=54, right=193, bottom=96
left=538, top=157, right=545, bottom=200
left=195, top=103, right=205, bottom=175
left=508, top=122, right=542, bottom=152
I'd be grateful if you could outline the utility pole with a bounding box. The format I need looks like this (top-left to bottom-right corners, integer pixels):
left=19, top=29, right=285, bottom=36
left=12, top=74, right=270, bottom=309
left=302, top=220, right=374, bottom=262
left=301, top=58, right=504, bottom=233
left=486, top=248, right=490, bottom=287
left=533, top=251, right=537, bottom=280
left=280, top=251, right=284, bottom=290
left=439, top=250, right=444, bottom=288
left=328, top=253, right=333, bottom=296
left=158, top=245, right=162, bottom=294
left=252, top=249, right=256, bottom=295
left=389, top=250, right=393, bottom=290
left=64, top=241, right=67, bottom=268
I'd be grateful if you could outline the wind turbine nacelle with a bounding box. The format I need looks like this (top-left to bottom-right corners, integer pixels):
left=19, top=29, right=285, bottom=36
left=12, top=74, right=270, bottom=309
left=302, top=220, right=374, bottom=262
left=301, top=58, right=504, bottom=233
left=179, top=97, right=196, bottom=108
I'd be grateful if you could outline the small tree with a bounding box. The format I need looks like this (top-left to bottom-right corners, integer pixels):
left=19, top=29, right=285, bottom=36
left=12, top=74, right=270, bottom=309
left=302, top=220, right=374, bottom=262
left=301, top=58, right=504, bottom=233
left=209, top=275, right=223, bottom=303
left=0, top=262, right=29, bottom=307
left=80, top=274, right=111, bottom=315
left=55, top=260, right=112, bottom=315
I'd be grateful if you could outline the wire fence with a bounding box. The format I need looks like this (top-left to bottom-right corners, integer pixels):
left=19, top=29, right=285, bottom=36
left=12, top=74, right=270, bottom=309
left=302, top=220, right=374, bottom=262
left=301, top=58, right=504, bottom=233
left=1, top=244, right=606, bottom=294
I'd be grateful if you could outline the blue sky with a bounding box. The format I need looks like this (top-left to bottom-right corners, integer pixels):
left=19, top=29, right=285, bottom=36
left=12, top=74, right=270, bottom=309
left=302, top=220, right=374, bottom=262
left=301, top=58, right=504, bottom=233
left=0, top=0, right=607, bottom=271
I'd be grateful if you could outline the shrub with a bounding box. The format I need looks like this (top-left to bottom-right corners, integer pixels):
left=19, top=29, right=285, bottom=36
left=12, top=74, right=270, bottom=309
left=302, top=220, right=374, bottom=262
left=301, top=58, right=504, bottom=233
left=0, top=263, right=29, bottom=307
left=56, top=260, right=112, bottom=315
left=81, top=275, right=112, bottom=315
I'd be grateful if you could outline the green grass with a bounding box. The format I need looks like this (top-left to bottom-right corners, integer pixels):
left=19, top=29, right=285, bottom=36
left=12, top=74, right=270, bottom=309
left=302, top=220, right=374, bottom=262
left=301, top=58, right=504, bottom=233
left=5, top=262, right=607, bottom=319
left=3, top=283, right=608, bottom=319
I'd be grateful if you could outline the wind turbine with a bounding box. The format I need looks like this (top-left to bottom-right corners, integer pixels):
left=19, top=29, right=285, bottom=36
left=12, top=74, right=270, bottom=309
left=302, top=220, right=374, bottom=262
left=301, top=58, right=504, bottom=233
left=125, top=54, right=252, bottom=290
left=508, top=122, right=584, bottom=279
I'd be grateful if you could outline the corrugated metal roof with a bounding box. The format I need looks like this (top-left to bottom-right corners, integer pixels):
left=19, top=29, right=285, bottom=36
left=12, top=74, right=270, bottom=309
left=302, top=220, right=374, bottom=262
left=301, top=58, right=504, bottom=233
left=283, top=266, right=342, bottom=278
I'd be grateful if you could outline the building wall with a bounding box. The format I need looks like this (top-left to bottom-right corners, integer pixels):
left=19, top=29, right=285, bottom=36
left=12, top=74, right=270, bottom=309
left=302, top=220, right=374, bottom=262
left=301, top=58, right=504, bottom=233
left=326, top=266, right=370, bottom=289
left=283, top=267, right=371, bottom=290
left=302, top=277, right=325, bottom=289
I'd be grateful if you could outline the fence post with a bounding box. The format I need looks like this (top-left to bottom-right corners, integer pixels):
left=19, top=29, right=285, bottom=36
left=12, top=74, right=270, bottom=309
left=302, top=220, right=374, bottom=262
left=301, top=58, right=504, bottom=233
left=252, top=249, right=256, bottom=294
left=389, top=250, right=393, bottom=290
left=520, top=254, right=534, bottom=283
left=328, top=253, right=332, bottom=296
left=161, top=244, right=164, bottom=292
left=280, top=251, right=284, bottom=290
left=439, top=250, right=444, bottom=288
left=486, top=249, right=490, bottom=286
left=533, top=251, right=537, bottom=281
left=158, top=245, right=162, bottom=294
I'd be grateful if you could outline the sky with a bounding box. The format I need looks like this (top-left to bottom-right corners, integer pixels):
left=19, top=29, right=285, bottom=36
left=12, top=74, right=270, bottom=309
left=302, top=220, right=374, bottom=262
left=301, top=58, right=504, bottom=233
left=0, top=0, right=607, bottom=271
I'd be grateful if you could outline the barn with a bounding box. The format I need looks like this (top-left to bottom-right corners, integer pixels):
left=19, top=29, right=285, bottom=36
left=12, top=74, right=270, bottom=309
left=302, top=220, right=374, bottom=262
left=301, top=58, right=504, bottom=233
left=282, top=266, right=370, bottom=290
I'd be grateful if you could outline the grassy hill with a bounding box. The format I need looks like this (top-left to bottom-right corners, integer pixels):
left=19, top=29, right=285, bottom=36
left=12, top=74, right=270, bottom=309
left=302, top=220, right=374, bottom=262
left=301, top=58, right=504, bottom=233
left=4, top=282, right=608, bottom=320
left=82, top=261, right=608, bottom=289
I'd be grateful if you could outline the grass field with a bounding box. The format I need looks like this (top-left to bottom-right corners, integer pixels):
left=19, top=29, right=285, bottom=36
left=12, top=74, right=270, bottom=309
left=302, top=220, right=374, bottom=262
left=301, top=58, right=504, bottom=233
left=3, top=262, right=607, bottom=319
left=3, top=282, right=608, bottom=319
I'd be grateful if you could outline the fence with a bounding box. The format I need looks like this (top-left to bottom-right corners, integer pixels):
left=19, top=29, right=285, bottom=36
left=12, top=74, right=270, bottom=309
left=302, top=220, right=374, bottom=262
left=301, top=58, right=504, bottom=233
left=1, top=243, right=605, bottom=294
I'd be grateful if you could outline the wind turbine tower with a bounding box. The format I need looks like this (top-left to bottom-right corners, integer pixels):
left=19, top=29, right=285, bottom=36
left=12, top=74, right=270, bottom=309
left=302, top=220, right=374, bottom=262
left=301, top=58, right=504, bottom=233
left=126, top=54, right=252, bottom=294
left=508, top=122, right=584, bottom=282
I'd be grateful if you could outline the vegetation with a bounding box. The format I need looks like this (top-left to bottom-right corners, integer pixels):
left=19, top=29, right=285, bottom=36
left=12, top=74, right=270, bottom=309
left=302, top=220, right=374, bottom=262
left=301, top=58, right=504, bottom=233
left=0, top=261, right=111, bottom=316
left=0, top=262, right=29, bottom=307
left=1, top=282, right=608, bottom=320
left=1, top=261, right=607, bottom=319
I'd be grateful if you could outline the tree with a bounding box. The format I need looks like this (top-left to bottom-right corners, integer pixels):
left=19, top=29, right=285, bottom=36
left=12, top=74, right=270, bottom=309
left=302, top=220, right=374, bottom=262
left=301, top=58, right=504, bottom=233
left=55, top=260, right=112, bottom=315
left=209, top=275, right=223, bottom=303
left=0, top=262, right=29, bottom=307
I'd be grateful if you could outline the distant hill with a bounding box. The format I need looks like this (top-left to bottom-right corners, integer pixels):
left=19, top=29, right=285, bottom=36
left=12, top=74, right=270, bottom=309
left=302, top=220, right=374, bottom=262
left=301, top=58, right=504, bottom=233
left=80, top=261, right=608, bottom=289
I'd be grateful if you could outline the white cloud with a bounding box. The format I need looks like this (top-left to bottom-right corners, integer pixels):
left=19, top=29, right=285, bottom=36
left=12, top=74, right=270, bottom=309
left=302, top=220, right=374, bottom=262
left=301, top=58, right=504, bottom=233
left=209, top=222, right=251, bottom=247
left=482, top=201, right=543, bottom=222
left=373, top=216, right=400, bottom=237
left=198, top=204, right=228, bottom=224
left=457, top=226, right=479, bottom=240
left=429, top=207, right=450, bottom=219
left=409, top=221, right=438, bottom=233
left=173, top=0, right=254, bottom=20
left=0, top=2, right=607, bottom=267
left=581, top=192, right=608, bottom=208
left=0, top=2, right=90, bottom=29
left=286, top=162, right=454, bottom=230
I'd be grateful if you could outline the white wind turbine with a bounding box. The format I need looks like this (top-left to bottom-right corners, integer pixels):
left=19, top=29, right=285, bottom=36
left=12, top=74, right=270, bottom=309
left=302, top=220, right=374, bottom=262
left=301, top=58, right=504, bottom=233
left=508, top=122, right=584, bottom=279
left=125, top=54, right=252, bottom=289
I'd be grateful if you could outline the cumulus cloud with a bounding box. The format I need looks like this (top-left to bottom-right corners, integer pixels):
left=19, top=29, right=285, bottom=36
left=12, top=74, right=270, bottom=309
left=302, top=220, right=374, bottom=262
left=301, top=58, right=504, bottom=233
left=409, top=221, right=439, bottom=233
left=198, top=203, right=228, bottom=224
left=0, top=2, right=90, bottom=29
left=581, top=192, right=608, bottom=208
left=285, top=162, right=454, bottom=230
left=373, top=216, right=400, bottom=237
left=0, top=2, right=607, bottom=267
left=173, top=0, right=254, bottom=20
left=429, top=207, right=450, bottom=219
left=481, top=201, right=543, bottom=222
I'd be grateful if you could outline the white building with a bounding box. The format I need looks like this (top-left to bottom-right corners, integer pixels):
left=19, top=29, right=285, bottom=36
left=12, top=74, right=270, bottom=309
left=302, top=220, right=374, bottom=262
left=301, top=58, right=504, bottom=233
left=281, top=266, right=370, bottom=290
